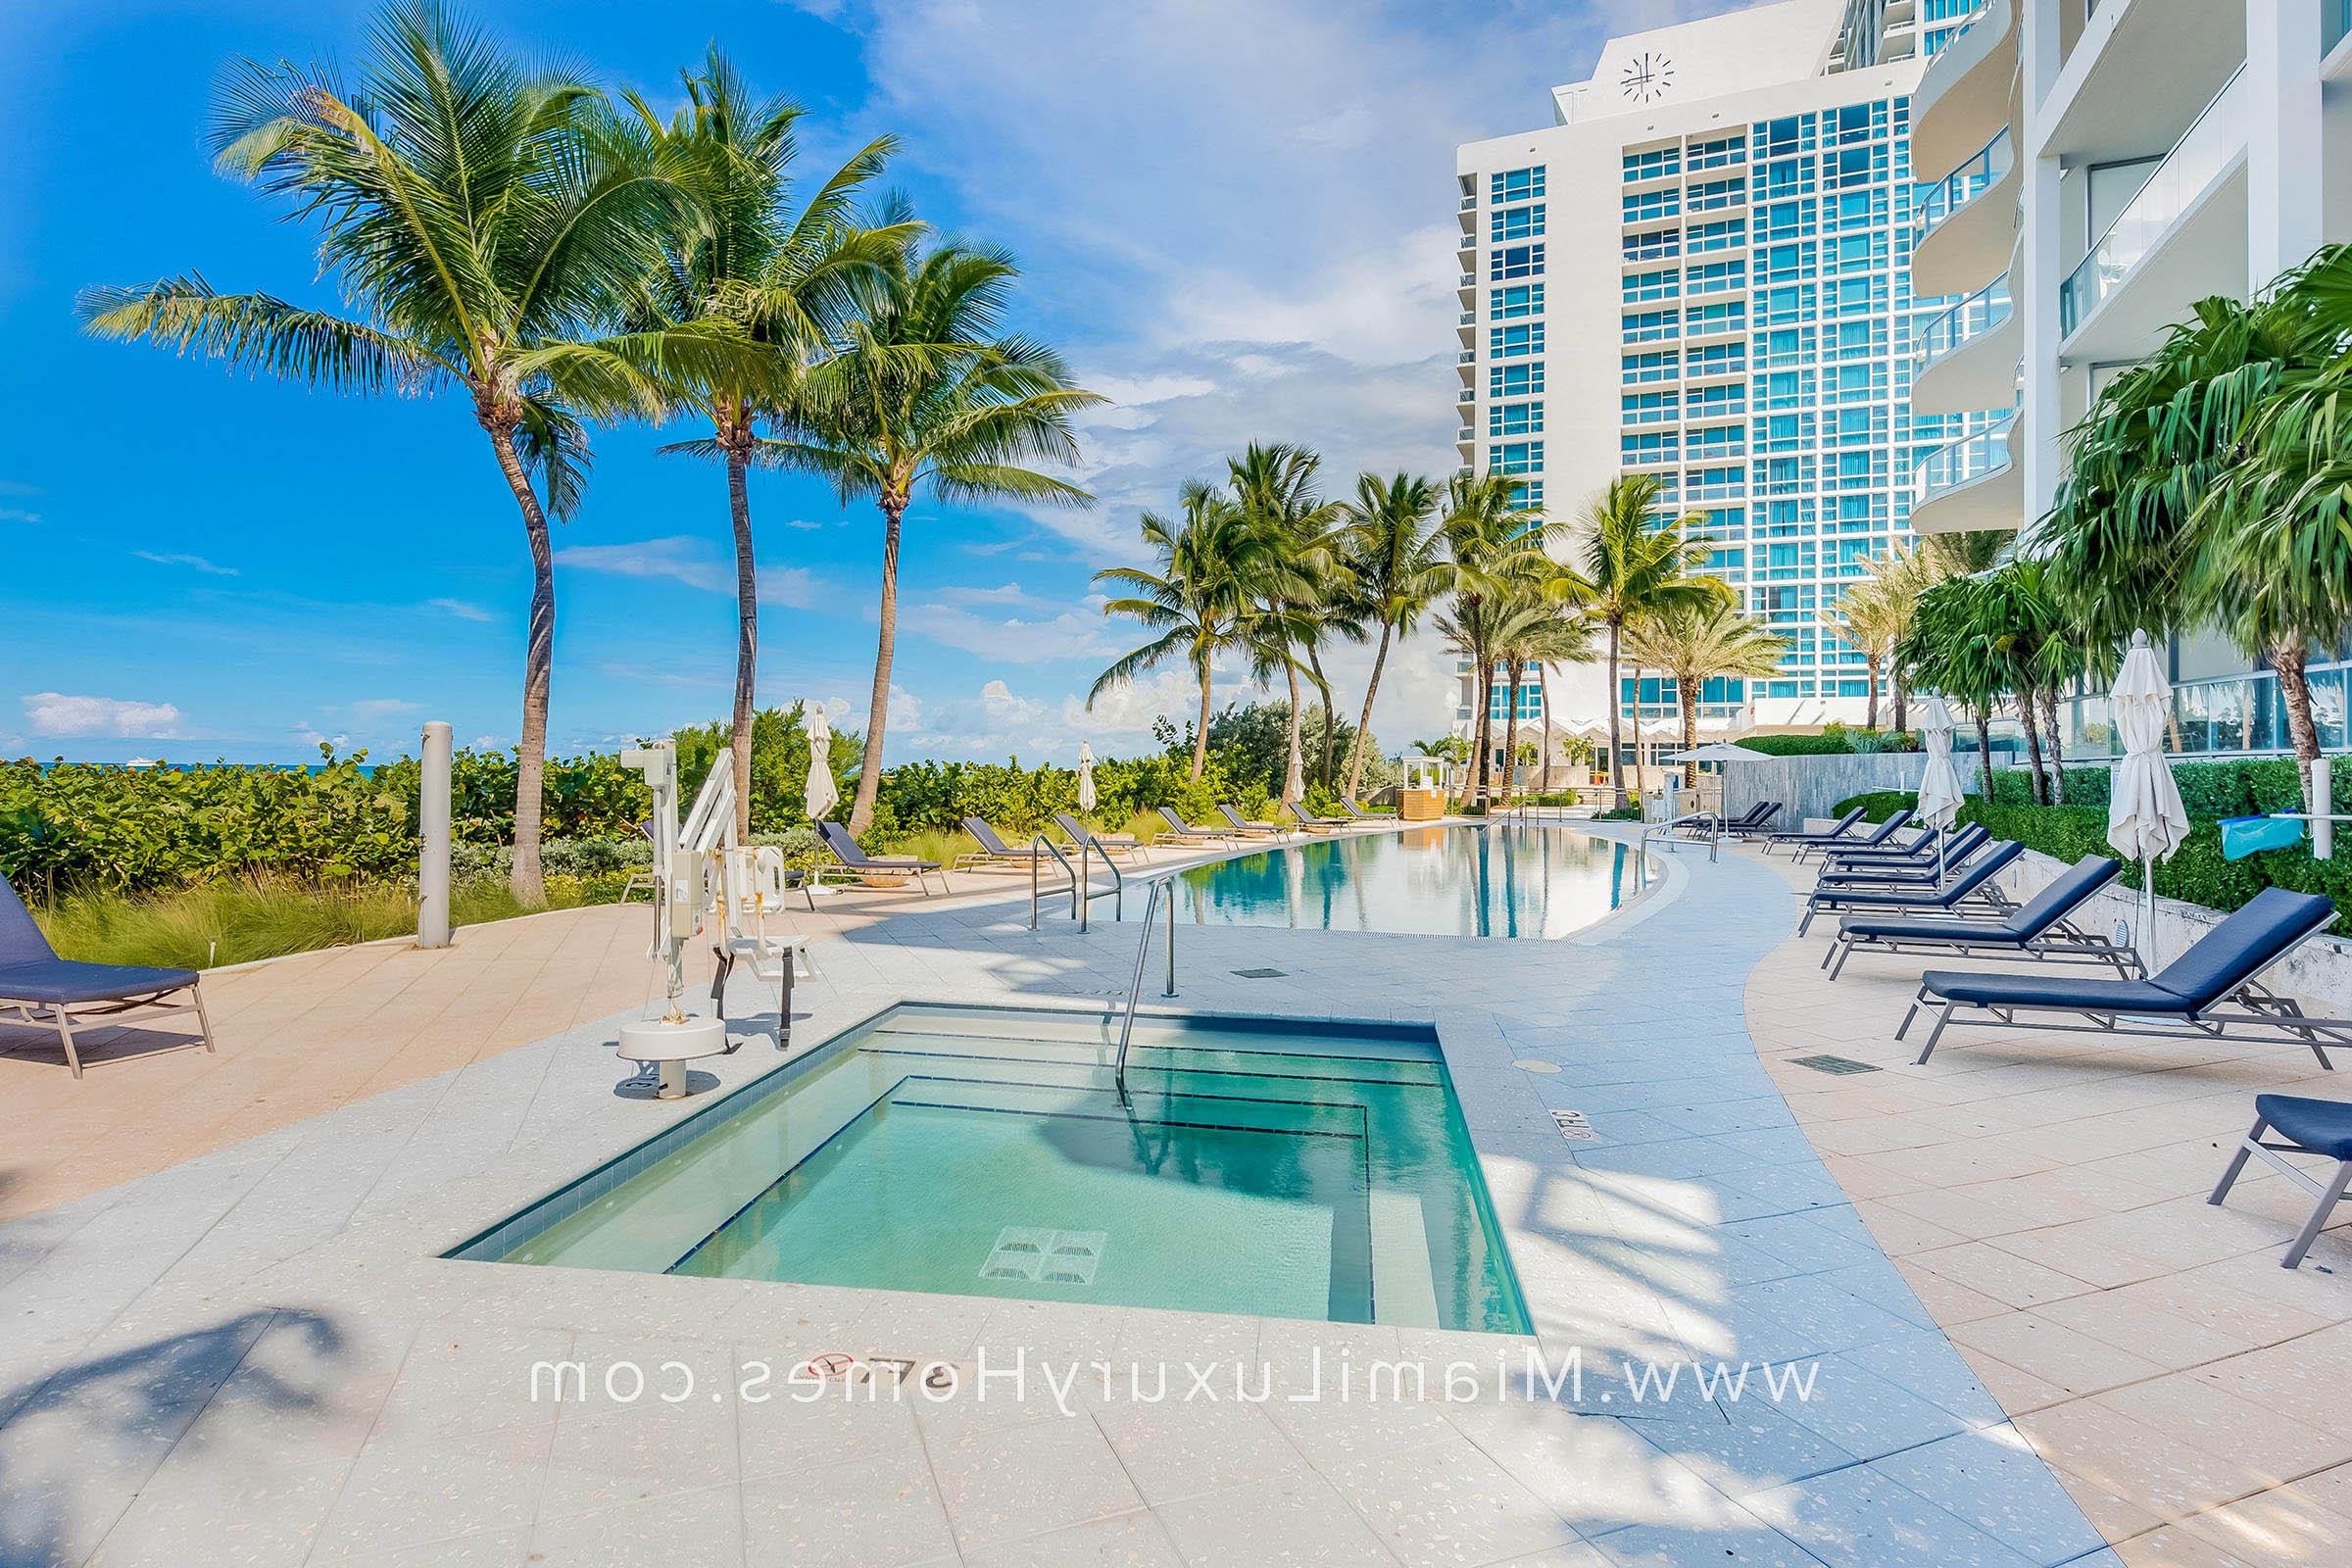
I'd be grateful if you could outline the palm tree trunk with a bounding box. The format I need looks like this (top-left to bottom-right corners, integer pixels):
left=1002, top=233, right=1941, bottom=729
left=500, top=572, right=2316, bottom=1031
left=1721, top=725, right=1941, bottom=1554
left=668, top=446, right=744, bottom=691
left=850, top=496, right=906, bottom=832
left=2277, top=641, right=2321, bottom=810
left=1605, top=620, right=1626, bottom=810
left=2040, top=687, right=2067, bottom=804
left=1500, top=659, right=1523, bottom=807
left=1348, top=626, right=1393, bottom=802
left=1471, top=640, right=1494, bottom=808
left=1865, top=654, right=1881, bottom=730
left=1975, top=709, right=1995, bottom=801
left=1304, top=643, right=1337, bottom=787
left=1892, top=668, right=1908, bottom=733
left=2019, top=694, right=2049, bottom=806
left=487, top=424, right=554, bottom=906
left=1191, top=665, right=1212, bottom=780
left=1283, top=661, right=1306, bottom=801
left=1678, top=679, right=1697, bottom=789
left=1538, top=664, right=1553, bottom=796
left=726, top=446, right=757, bottom=840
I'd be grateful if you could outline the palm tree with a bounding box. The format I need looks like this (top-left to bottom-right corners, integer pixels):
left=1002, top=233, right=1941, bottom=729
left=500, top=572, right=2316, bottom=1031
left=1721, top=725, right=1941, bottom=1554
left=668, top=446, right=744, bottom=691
left=1439, top=471, right=1551, bottom=808
left=1519, top=608, right=1599, bottom=796
left=622, top=51, right=908, bottom=837
left=1899, top=574, right=2011, bottom=800
left=77, top=1, right=743, bottom=903
left=1572, top=474, right=1730, bottom=809
left=1228, top=444, right=1346, bottom=803
left=1621, top=603, right=1788, bottom=785
left=1820, top=574, right=1904, bottom=730
left=1487, top=594, right=1596, bottom=801
left=1092, top=483, right=1263, bottom=779
left=1336, top=472, right=1446, bottom=801
left=767, top=238, right=1101, bottom=829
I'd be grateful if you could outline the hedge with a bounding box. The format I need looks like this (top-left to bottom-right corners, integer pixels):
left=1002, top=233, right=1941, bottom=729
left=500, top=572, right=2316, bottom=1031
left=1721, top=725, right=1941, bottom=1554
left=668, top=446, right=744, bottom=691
left=1832, top=780, right=2352, bottom=928
left=1740, top=725, right=1920, bottom=758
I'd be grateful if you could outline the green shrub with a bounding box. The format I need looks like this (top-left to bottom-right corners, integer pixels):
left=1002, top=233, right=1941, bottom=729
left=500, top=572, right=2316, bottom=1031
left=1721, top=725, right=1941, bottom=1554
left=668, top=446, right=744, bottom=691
left=1740, top=727, right=1920, bottom=758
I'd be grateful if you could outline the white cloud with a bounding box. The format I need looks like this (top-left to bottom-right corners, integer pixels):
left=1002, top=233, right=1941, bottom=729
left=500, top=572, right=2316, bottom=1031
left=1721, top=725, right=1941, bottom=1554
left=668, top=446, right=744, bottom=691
left=758, top=566, right=826, bottom=609
left=134, top=551, right=237, bottom=576
left=346, top=697, right=422, bottom=719
left=24, top=692, right=183, bottom=737
left=555, top=536, right=731, bottom=593
left=0, top=508, right=39, bottom=524
left=903, top=589, right=1126, bottom=663
left=424, top=597, right=494, bottom=622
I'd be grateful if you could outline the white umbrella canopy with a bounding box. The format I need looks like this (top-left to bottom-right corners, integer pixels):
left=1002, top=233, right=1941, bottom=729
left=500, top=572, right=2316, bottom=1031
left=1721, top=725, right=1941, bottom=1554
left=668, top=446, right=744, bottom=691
left=1662, top=742, right=1773, bottom=763
left=1282, top=745, right=1306, bottom=807
left=803, top=701, right=839, bottom=823
left=1076, top=744, right=1098, bottom=815
left=1915, top=694, right=1967, bottom=887
left=2108, top=629, right=2190, bottom=960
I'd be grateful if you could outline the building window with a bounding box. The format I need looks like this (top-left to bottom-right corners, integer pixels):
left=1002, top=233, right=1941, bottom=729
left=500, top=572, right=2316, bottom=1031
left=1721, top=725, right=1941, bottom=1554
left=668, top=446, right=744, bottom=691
left=1489, top=683, right=1544, bottom=721
left=1623, top=228, right=1681, bottom=262
left=1623, top=188, right=1680, bottom=222
left=1621, top=349, right=1679, bottom=384
left=1491, top=322, right=1545, bottom=357
left=1494, top=441, right=1544, bottom=475
left=1686, top=259, right=1744, bottom=295
left=1489, top=283, right=1544, bottom=319
left=1688, top=218, right=1745, bottom=252
left=1490, top=401, right=1544, bottom=436
left=1491, top=363, right=1544, bottom=397
left=1622, top=268, right=1679, bottom=303
left=1621, top=310, right=1678, bottom=344
left=1687, top=133, right=1746, bottom=171
left=1621, top=391, right=1677, bottom=425
left=1490, top=243, right=1545, bottom=281
left=1620, top=431, right=1677, bottom=464
left=1623, top=146, right=1680, bottom=182
left=1492, top=166, right=1545, bottom=204
left=1492, top=204, right=1545, bottom=242
left=1686, top=176, right=1745, bottom=213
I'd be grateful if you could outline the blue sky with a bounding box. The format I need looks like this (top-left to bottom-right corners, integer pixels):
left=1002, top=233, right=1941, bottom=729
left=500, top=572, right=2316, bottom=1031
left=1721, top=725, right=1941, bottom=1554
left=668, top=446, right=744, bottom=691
left=0, top=0, right=1731, bottom=766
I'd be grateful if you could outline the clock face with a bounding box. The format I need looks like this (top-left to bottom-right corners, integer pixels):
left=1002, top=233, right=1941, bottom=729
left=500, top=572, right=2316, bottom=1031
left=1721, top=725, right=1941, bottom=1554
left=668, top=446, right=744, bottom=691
left=1621, top=51, right=1674, bottom=103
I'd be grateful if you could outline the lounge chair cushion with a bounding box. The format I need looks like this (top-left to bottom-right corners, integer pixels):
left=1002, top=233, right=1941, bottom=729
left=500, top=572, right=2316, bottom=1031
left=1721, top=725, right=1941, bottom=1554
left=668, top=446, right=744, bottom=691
left=2148, top=888, right=2336, bottom=1010
left=1840, top=915, right=2029, bottom=945
left=0, top=959, right=198, bottom=1004
left=1919, top=969, right=2186, bottom=1012
left=2255, top=1093, right=2352, bottom=1160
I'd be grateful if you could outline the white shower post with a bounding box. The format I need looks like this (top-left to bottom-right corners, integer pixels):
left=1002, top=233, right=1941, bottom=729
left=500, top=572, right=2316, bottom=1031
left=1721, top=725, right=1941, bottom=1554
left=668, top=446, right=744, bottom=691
left=417, top=720, right=454, bottom=949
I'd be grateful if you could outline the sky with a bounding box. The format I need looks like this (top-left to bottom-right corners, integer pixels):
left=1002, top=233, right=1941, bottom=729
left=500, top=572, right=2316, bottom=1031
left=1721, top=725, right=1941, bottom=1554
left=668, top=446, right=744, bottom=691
left=0, top=0, right=1739, bottom=766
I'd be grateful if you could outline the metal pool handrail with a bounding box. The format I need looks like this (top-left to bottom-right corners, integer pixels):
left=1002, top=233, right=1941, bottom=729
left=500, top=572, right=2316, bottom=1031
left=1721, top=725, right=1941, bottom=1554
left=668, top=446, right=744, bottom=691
left=1029, top=834, right=1082, bottom=931
left=1113, top=874, right=1180, bottom=1095
left=1639, top=808, right=1721, bottom=862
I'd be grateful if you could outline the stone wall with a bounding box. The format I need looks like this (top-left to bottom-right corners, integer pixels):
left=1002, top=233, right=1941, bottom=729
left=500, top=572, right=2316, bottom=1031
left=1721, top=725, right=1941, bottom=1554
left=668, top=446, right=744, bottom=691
left=1721, top=752, right=1957, bottom=830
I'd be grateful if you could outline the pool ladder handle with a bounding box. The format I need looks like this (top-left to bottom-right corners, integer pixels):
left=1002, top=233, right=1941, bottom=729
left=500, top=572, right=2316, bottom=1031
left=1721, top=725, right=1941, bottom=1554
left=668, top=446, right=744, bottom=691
left=1028, top=832, right=1127, bottom=932
left=1637, top=808, right=1720, bottom=863
left=1113, top=875, right=1180, bottom=1096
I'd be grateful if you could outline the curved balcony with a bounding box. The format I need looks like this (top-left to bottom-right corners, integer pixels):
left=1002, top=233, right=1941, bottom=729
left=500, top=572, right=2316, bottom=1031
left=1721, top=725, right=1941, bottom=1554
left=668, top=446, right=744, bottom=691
left=1911, top=128, right=2015, bottom=298
left=1911, top=414, right=2021, bottom=535
left=1913, top=0, right=2014, bottom=181
left=1912, top=274, right=2018, bottom=415
left=2059, top=65, right=2248, bottom=362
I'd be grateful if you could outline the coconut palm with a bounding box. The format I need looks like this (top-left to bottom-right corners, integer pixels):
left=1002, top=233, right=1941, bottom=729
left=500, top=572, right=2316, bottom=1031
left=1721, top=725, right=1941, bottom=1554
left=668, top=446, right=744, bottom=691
left=1899, top=574, right=2011, bottom=799
left=1489, top=595, right=1597, bottom=801
left=1439, top=471, right=1553, bottom=808
left=1820, top=574, right=1904, bottom=730
left=1228, top=444, right=1347, bottom=804
left=1336, top=472, right=1447, bottom=801
left=76, top=1, right=748, bottom=902
left=766, top=239, right=1101, bottom=830
left=619, top=51, right=909, bottom=836
left=1621, top=603, right=1788, bottom=786
left=1091, top=483, right=1264, bottom=779
left=1572, top=474, right=1731, bottom=808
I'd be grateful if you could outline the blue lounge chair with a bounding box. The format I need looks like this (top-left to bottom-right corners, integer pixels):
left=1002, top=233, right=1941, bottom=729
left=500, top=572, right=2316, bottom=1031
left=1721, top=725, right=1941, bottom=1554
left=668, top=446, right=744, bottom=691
left=1797, top=840, right=2021, bottom=935
left=1218, top=804, right=1289, bottom=839
left=1822, top=821, right=1977, bottom=871
left=1815, top=825, right=1995, bottom=889
left=1758, top=805, right=1867, bottom=858
left=1703, top=800, right=1781, bottom=838
left=1900, top=887, right=2350, bottom=1068
left=1824, top=855, right=2136, bottom=980
left=2210, top=1095, right=2352, bottom=1268
left=1786, top=808, right=1914, bottom=863
left=0, top=875, right=212, bottom=1079
left=1157, top=807, right=1242, bottom=845
left=817, top=821, right=943, bottom=895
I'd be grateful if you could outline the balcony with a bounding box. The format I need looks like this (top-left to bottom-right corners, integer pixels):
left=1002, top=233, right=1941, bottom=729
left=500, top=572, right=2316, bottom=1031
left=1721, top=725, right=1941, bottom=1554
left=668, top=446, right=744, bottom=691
left=1459, top=194, right=1477, bottom=212
left=2058, top=66, right=2248, bottom=362
left=1912, top=274, right=2018, bottom=415
left=2039, top=0, right=2245, bottom=165
left=1912, top=0, right=2011, bottom=180
left=1910, top=127, right=2015, bottom=298
left=1457, top=350, right=1476, bottom=366
left=1911, top=414, right=2020, bottom=533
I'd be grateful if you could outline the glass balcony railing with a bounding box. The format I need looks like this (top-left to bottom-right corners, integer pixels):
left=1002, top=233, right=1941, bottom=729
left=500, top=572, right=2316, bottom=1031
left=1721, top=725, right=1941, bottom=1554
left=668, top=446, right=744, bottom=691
left=2066, top=663, right=2352, bottom=758
left=2329, top=0, right=2349, bottom=53
left=2059, top=66, right=2247, bottom=335
left=1914, top=411, right=2014, bottom=502
left=1914, top=275, right=2013, bottom=376
left=1916, top=127, right=2011, bottom=246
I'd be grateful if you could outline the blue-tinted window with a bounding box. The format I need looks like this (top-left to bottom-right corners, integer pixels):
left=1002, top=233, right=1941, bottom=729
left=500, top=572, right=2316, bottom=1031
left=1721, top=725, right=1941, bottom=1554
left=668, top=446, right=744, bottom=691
left=1492, top=322, right=1544, bottom=357
left=1492, top=167, right=1545, bottom=203
left=1621, top=391, right=1677, bottom=425
left=1622, top=147, right=1679, bottom=182
left=1623, top=269, right=1679, bottom=303
left=1490, top=401, right=1544, bottom=436
left=1490, top=283, right=1544, bottom=319
left=1621, top=350, right=1678, bottom=384
left=1492, top=204, right=1545, bottom=242
left=1494, top=441, right=1544, bottom=475
left=1491, top=363, right=1544, bottom=398
left=1491, top=244, right=1544, bottom=281
left=1623, top=188, right=1679, bottom=222
left=1622, top=310, right=1678, bottom=344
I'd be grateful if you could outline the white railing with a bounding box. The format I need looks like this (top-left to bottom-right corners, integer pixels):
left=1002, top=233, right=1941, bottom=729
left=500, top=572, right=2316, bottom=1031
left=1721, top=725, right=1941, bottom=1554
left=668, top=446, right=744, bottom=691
left=1914, top=274, right=2013, bottom=376
left=1914, top=412, right=2015, bottom=503
left=1917, top=127, right=2011, bottom=245
left=2060, top=66, right=2247, bottom=335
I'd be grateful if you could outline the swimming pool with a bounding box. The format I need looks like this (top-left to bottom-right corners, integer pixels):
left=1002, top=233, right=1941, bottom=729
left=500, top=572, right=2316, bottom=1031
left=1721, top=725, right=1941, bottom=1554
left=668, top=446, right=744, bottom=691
left=1175, top=821, right=1654, bottom=939
left=454, top=1003, right=1530, bottom=1334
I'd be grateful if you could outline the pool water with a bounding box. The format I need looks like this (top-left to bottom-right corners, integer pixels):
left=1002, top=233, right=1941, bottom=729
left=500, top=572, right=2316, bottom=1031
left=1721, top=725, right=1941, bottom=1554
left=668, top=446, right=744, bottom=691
left=454, top=1004, right=1530, bottom=1334
left=1178, top=822, right=1653, bottom=939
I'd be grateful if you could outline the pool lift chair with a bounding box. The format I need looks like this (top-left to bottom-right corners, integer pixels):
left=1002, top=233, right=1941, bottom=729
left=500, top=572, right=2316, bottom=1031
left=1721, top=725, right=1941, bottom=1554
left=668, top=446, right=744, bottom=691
left=614, top=737, right=816, bottom=1099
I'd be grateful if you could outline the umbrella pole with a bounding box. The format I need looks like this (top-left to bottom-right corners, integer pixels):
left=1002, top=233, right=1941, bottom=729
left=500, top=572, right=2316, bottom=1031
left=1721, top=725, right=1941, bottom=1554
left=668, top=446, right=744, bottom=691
left=2141, top=852, right=2156, bottom=969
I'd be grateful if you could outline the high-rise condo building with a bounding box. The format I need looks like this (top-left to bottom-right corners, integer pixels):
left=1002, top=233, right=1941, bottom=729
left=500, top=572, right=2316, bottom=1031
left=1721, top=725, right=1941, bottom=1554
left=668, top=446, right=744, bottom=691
left=1452, top=0, right=1992, bottom=783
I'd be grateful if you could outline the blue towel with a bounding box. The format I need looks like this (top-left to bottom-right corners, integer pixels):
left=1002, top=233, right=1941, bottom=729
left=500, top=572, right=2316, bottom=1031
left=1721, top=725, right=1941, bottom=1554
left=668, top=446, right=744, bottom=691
left=2219, top=814, right=2304, bottom=861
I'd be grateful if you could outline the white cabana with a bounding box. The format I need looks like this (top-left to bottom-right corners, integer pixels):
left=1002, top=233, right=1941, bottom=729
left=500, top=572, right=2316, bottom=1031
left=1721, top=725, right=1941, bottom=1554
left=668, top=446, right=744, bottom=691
left=1915, top=694, right=1966, bottom=886
left=1075, top=743, right=1098, bottom=818
left=803, top=701, right=839, bottom=822
left=2108, top=629, right=2191, bottom=962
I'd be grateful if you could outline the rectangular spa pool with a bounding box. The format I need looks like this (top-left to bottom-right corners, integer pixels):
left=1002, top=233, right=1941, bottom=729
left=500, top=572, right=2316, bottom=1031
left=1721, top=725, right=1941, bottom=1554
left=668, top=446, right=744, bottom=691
left=451, top=1004, right=1530, bottom=1334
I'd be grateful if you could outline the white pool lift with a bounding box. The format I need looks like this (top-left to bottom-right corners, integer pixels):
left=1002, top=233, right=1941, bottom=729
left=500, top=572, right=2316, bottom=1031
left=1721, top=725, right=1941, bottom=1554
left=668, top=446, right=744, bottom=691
left=613, top=737, right=813, bottom=1099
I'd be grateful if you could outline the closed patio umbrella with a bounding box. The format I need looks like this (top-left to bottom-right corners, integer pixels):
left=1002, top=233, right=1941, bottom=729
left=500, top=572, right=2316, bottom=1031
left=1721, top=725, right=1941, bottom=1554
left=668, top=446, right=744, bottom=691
left=2108, top=630, right=2190, bottom=963
left=803, top=701, right=839, bottom=822
left=1282, top=744, right=1306, bottom=807
left=1915, top=695, right=1965, bottom=887
left=1076, top=743, right=1097, bottom=822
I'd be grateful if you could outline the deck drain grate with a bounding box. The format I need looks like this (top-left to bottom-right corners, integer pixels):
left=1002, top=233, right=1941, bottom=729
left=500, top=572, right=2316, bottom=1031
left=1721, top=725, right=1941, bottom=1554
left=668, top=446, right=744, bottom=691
left=1231, top=967, right=1288, bottom=979
left=1548, top=1109, right=1597, bottom=1142
left=1789, top=1054, right=1882, bottom=1075
left=982, top=1227, right=1106, bottom=1286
